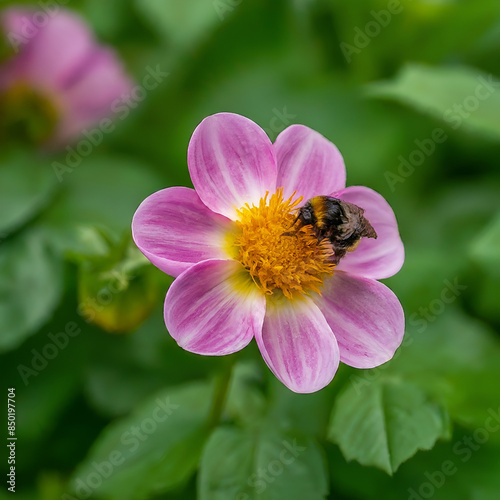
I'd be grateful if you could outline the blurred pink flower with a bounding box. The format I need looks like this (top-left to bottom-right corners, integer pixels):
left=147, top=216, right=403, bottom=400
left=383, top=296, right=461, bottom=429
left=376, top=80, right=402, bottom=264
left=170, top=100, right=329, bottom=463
left=132, top=113, right=405, bottom=393
left=0, top=7, right=133, bottom=147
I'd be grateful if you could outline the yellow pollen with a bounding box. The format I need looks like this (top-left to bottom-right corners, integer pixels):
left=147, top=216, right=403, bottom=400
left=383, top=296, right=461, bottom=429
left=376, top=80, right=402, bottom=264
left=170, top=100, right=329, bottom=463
left=232, top=188, right=335, bottom=299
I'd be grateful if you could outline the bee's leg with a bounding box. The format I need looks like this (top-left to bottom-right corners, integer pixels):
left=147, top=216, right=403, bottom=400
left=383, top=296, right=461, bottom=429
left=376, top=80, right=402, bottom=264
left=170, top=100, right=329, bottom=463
left=281, top=215, right=303, bottom=237
left=331, top=247, right=347, bottom=265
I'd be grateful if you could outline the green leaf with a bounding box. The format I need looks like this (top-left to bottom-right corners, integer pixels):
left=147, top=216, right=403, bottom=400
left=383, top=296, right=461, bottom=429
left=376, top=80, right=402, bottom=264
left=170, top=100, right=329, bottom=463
left=82, top=316, right=169, bottom=417
left=17, top=363, right=80, bottom=442
left=135, top=0, right=222, bottom=48
left=391, top=1, right=500, bottom=64
left=0, top=228, right=63, bottom=352
left=41, top=154, right=163, bottom=253
left=468, top=208, right=500, bottom=322
left=470, top=210, right=500, bottom=267
left=368, top=64, right=500, bottom=139
left=266, top=375, right=336, bottom=437
left=328, top=378, right=448, bottom=475
left=327, top=427, right=500, bottom=500
left=224, top=361, right=267, bottom=427
left=473, top=488, right=500, bottom=500
left=389, top=308, right=500, bottom=430
left=3, top=312, right=95, bottom=444
left=0, top=151, right=57, bottom=236
left=37, top=471, right=68, bottom=500
left=83, top=0, right=128, bottom=38
left=71, top=381, right=215, bottom=499
left=469, top=267, right=500, bottom=324
left=82, top=310, right=220, bottom=419
left=199, top=426, right=328, bottom=500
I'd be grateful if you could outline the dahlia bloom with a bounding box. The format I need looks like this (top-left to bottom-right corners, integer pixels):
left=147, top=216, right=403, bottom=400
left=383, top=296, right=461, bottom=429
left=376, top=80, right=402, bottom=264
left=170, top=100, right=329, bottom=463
left=132, top=113, right=405, bottom=393
left=0, top=7, right=133, bottom=147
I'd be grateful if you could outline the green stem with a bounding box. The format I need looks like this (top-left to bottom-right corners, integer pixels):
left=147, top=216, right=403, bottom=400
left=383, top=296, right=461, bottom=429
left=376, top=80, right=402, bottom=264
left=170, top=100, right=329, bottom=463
left=208, top=355, right=236, bottom=427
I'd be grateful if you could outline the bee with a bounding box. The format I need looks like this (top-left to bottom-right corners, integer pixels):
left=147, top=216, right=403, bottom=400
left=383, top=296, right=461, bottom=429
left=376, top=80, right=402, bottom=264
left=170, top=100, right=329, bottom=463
left=286, top=196, right=377, bottom=264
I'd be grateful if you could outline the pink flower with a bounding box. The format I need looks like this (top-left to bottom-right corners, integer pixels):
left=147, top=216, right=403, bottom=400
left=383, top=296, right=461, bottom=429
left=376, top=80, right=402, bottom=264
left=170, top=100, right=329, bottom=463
left=132, top=113, right=405, bottom=393
left=0, top=7, right=133, bottom=147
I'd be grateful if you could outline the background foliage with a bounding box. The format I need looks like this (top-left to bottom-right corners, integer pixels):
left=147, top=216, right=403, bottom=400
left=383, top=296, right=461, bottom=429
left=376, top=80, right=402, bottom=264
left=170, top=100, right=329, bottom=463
left=1, top=0, right=500, bottom=499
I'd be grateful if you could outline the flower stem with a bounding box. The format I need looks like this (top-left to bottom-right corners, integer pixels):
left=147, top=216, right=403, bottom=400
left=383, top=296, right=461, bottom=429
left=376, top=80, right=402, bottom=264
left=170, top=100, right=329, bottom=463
left=208, top=355, right=235, bottom=427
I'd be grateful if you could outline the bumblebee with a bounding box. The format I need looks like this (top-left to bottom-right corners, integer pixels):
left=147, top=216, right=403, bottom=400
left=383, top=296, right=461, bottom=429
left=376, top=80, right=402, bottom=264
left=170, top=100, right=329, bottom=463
left=288, top=196, right=377, bottom=264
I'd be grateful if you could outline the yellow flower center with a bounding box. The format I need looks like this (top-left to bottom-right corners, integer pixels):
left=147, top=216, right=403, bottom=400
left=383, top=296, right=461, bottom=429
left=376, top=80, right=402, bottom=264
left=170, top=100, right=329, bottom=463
left=232, top=188, right=335, bottom=299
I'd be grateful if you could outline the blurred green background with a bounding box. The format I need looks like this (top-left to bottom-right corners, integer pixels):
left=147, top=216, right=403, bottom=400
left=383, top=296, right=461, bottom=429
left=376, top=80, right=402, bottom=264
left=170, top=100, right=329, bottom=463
left=1, top=0, right=500, bottom=499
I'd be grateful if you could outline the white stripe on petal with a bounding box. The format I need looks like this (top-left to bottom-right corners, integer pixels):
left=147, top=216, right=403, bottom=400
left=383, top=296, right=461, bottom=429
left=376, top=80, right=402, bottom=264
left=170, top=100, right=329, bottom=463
left=314, top=271, right=404, bottom=369
left=256, top=295, right=339, bottom=393
left=188, top=113, right=277, bottom=220
left=275, top=125, right=346, bottom=202
left=132, top=187, right=237, bottom=278
left=164, top=259, right=265, bottom=356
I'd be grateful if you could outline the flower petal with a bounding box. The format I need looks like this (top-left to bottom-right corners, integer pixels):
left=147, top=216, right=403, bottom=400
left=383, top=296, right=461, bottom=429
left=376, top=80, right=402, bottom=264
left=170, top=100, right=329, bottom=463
left=2, top=9, right=94, bottom=89
left=335, top=186, right=404, bottom=279
left=187, top=113, right=277, bottom=220
left=1, top=8, right=34, bottom=43
left=164, top=259, right=265, bottom=355
left=132, top=187, right=237, bottom=278
left=255, top=295, right=339, bottom=393
left=275, top=124, right=346, bottom=202
left=54, top=47, right=133, bottom=145
left=314, top=271, right=404, bottom=369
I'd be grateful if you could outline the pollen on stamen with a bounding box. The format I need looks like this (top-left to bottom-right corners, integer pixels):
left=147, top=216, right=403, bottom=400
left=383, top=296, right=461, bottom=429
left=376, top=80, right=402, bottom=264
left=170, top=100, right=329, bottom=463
left=232, top=188, right=335, bottom=299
